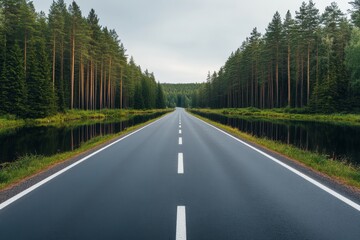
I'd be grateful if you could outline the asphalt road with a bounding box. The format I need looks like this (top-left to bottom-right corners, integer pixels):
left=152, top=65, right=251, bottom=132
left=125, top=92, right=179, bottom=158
left=0, top=108, right=360, bottom=239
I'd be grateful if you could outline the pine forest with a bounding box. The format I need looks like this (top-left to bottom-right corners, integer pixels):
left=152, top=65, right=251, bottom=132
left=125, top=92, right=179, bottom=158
left=193, top=1, right=360, bottom=113
left=0, top=0, right=166, bottom=118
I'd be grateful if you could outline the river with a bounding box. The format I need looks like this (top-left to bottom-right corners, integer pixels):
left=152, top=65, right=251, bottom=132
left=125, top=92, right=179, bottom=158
left=0, top=112, right=164, bottom=164
left=191, top=111, right=360, bottom=165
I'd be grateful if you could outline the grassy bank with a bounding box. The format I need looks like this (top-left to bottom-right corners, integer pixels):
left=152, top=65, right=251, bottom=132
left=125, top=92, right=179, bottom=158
left=188, top=111, right=360, bottom=189
left=191, top=108, right=360, bottom=125
left=0, top=117, right=25, bottom=130
left=0, top=110, right=172, bottom=190
left=0, top=109, right=171, bottom=129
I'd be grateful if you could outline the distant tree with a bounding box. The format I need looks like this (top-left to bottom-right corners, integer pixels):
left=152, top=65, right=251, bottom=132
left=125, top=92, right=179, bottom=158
left=156, top=82, right=166, bottom=109
left=350, top=0, right=360, bottom=27
left=134, top=84, right=144, bottom=109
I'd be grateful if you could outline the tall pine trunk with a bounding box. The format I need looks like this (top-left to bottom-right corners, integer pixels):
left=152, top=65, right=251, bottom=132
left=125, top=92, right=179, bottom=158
left=52, top=35, right=56, bottom=91
left=24, top=33, right=27, bottom=76
left=100, top=60, right=103, bottom=110
left=287, top=44, right=291, bottom=107
left=307, top=43, right=310, bottom=105
left=71, top=30, right=75, bottom=109
left=120, top=66, right=123, bottom=110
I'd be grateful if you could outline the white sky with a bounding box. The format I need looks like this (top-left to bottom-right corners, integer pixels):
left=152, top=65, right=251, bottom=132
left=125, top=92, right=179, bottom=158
left=33, top=0, right=351, bottom=83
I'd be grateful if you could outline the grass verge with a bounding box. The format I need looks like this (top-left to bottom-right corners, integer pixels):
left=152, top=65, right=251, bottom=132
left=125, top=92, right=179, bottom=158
left=0, top=118, right=25, bottom=131
left=0, top=109, right=171, bottom=129
left=0, top=110, right=172, bottom=190
left=189, top=111, right=360, bottom=189
left=191, top=108, right=360, bottom=125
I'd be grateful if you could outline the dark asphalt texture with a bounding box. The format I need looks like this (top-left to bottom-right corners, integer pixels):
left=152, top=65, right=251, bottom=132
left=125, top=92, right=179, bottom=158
left=0, top=108, right=359, bottom=239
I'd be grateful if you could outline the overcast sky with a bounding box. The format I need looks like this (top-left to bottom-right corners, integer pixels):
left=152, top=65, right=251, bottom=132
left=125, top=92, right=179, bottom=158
left=33, top=0, right=350, bottom=83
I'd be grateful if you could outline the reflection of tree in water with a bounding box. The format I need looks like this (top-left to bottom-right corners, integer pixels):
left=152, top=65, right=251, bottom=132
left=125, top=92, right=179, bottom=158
left=0, top=112, right=164, bottom=164
left=192, top=111, right=360, bottom=165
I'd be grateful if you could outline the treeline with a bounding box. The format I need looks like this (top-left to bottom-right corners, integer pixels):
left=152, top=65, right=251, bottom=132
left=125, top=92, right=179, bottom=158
left=194, top=1, right=360, bottom=113
left=0, top=0, right=166, bottom=118
left=162, top=83, right=203, bottom=108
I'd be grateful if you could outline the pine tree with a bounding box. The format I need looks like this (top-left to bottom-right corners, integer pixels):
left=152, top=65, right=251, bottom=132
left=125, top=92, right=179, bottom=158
left=134, top=83, right=144, bottom=109
left=346, top=27, right=360, bottom=108
left=49, top=0, right=67, bottom=111
left=87, top=8, right=102, bottom=110
left=265, top=11, right=283, bottom=107
left=350, top=0, right=360, bottom=27
left=156, top=82, right=166, bottom=109
left=0, top=63, right=9, bottom=114
left=296, top=0, right=320, bottom=106
left=5, top=43, right=27, bottom=117
left=283, top=10, right=295, bottom=107
left=312, top=3, right=350, bottom=112
left=26, top=33, right=56, bottom=118
left=19, top=0, right=36, bottom=78
left=68, top=1, right=82, bottom=109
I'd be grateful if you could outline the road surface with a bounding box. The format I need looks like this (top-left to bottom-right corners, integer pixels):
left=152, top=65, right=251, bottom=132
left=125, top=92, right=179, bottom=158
left=0, top=108, right=359, bottom=239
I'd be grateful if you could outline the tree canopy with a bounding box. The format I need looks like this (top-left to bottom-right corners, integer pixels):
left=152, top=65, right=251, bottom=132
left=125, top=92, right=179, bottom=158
left=0, top=0, right=165, bottom=118
left=193, top=1, right=359, bottom=113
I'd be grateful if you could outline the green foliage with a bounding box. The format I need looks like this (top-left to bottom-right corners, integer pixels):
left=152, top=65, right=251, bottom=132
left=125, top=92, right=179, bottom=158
left=0, top=0, right=160, bottom=118
left=134, top=84, right=144, bottom=109
left=194, top=1, right=357, bottom=113
left=26, top=37, right=56, bottom=118
left=346, top=27, right=360, bottom=109
left=190, top=108, right=360, bottom=125
left=4, top=43, right=27, bottom=117
left=350, top=0, right=360, bottom=27
left=162, top=83, right=203, bottom=108
left=156, top=82, right=166, bottom=109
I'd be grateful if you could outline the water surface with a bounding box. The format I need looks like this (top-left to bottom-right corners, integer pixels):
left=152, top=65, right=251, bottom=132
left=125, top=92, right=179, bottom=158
left=0, top=113, right=164, bottom=164
left=192, top=111, right=360, bottom=165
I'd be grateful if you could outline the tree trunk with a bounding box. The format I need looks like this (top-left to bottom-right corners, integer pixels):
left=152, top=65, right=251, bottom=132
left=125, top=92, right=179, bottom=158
left=301, top=55, right=304, bottom=108
left=80, top=57, right=85, bottom=109
left=287, top=44, right=291, bottom=107
left=86, top=61, right=90, bottom=110
left=108, top=58, right=112, bottom=108
left=120, top=66, right=123, bottom=110
left=61, top=39, right=64, bottom=98
left=307, top=43, right=310, bottom=105
left=24, top=33, right=27, bottom=76
left=52, top=35, right=56, bottom=91
left=71, top=30, right=75, bottom=109
left=95, top=63, right=97, bottom=110
left=276, top=46, right=279, bottom=108
left=100, top=60, right=103, bottom=110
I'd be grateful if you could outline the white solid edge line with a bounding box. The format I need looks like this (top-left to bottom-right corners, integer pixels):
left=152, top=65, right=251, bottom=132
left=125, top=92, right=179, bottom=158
left=179, top=137, right=183, bottom=145
left=189, top=114, right=360, bottom=212
left=178, top=153, right=184, bottom=174
left=0, top=114, right=170, bottom=211
left=176, top=206, right=187, bottom=240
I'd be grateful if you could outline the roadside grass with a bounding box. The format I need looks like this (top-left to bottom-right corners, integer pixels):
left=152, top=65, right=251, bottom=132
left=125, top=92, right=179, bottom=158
left=189, top=112, right=360, bottom=189
left=0, top=110, right=172, bottom=190
left=32, top=109, right=170, bottom=124
left=0, top=115, right=25, bottom=131
left=0, top=109, right=171, bottom=129
left=191, top=108, right=360, bottom=125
